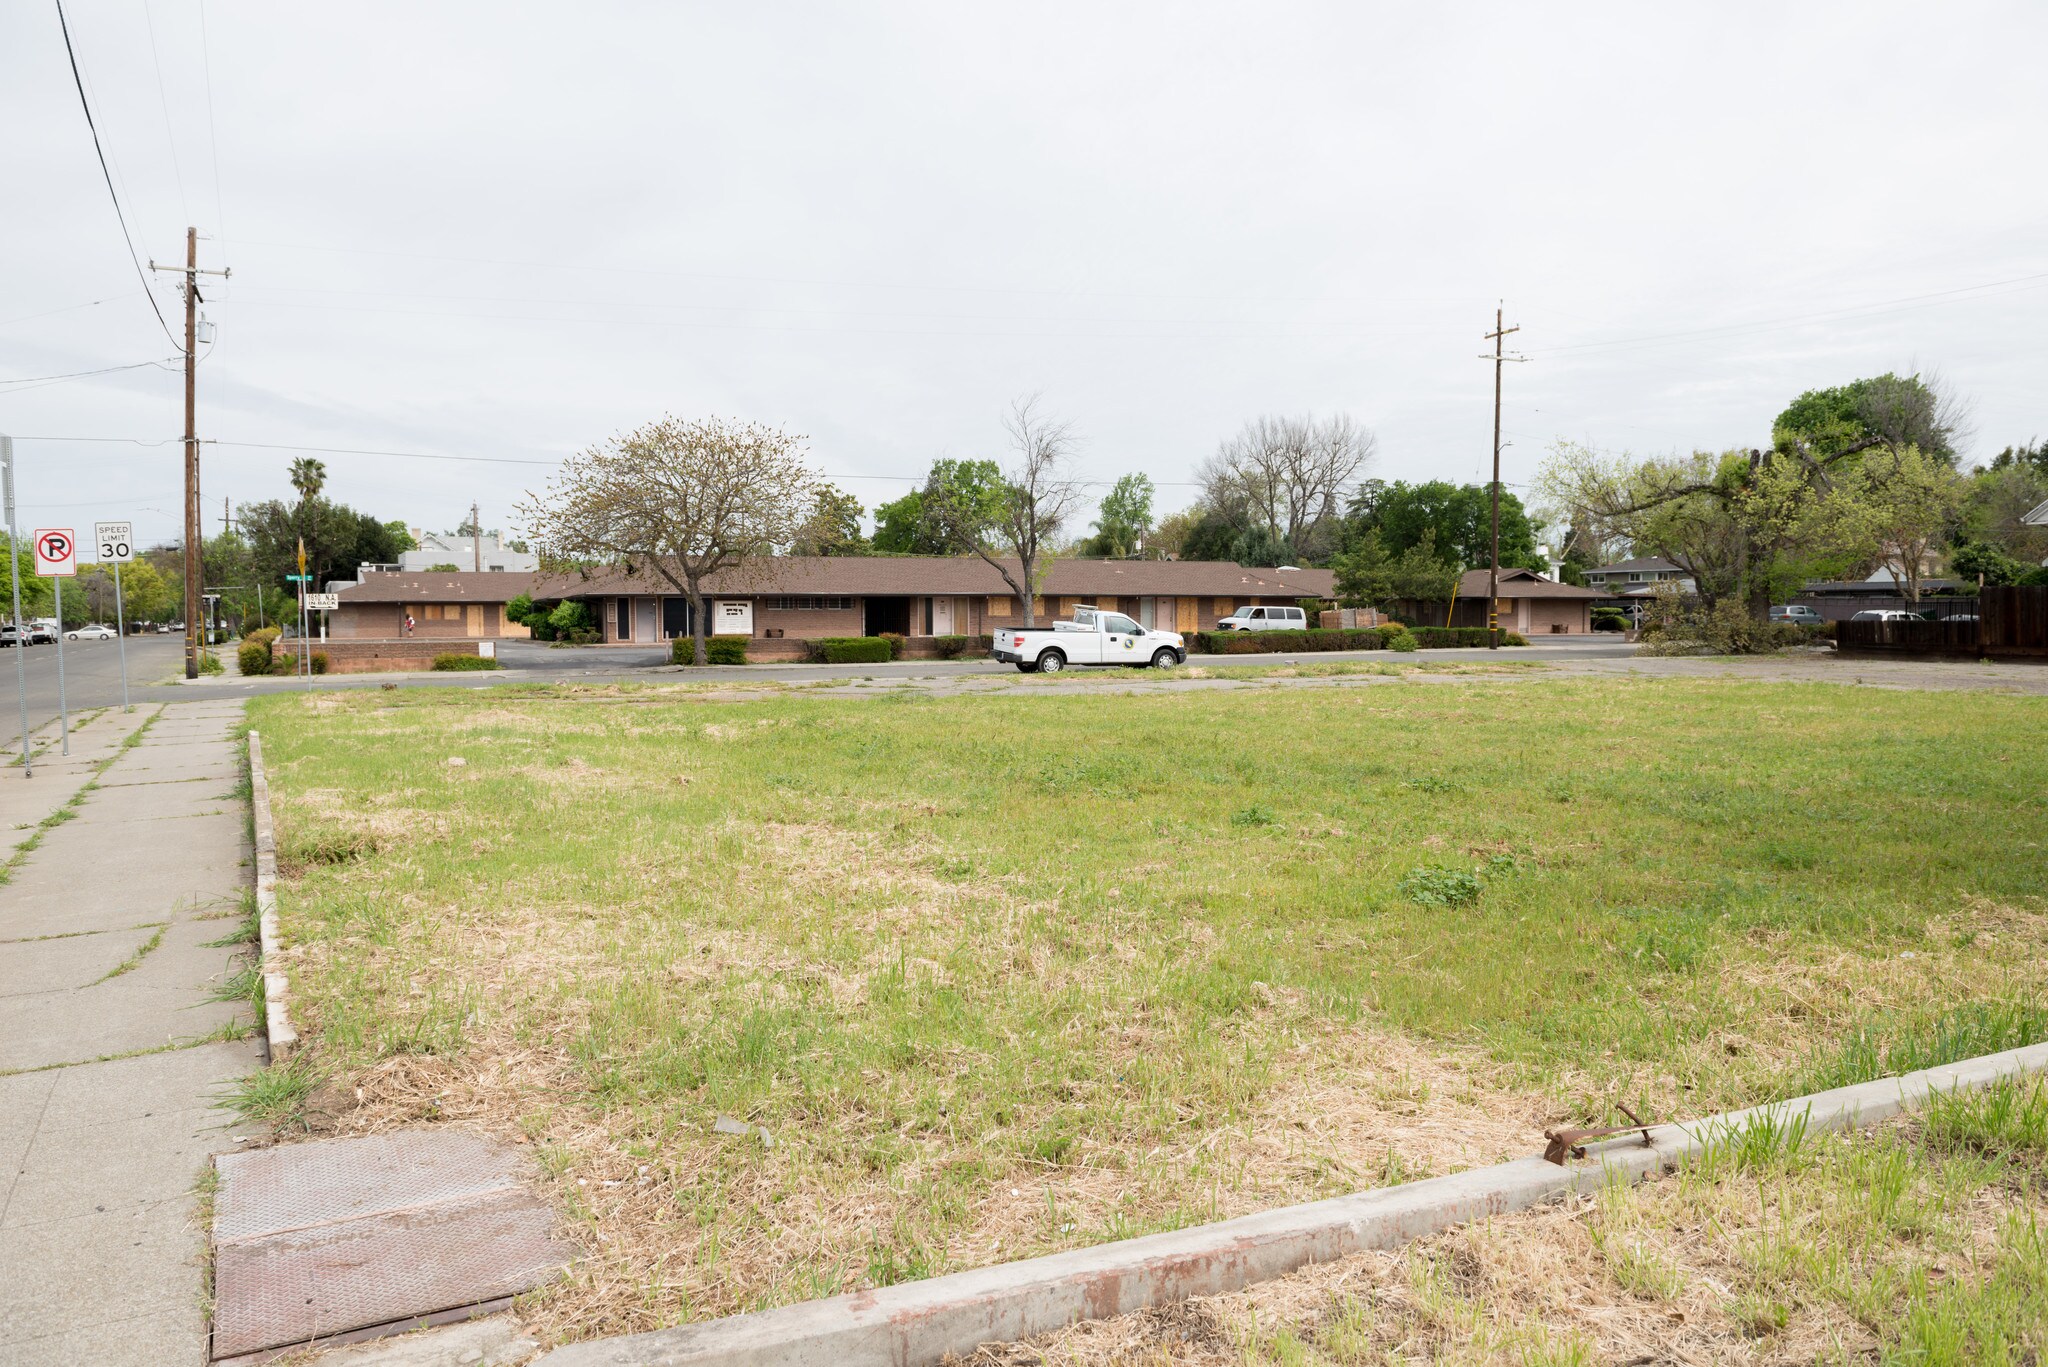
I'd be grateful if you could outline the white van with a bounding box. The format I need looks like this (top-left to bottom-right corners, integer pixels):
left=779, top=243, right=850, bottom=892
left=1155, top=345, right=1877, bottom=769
left=1214, top=605, right=1308, bottom=632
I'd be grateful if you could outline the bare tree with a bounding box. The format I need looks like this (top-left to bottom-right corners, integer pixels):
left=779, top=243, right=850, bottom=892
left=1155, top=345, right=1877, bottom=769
left=920, top=396, right=1083, bottom=626
left=1198, top=414, right=1375, bottom=556
left=518, top=416, right=817, bottom=664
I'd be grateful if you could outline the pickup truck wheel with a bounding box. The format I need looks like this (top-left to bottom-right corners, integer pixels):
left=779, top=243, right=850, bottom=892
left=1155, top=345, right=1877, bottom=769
left=1150, top=648, right=1177, bottom=669
left=1038, top=650, right=1066, bottom=673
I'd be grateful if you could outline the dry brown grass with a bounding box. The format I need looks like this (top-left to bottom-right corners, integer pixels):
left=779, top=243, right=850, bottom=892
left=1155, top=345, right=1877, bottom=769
left=967, top=1114, right=2048, bottom=1366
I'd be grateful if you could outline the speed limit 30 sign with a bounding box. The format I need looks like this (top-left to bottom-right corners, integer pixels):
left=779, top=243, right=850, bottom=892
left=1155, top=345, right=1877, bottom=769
left=33, top=528, right=76, bottom=577
left=94, top=521, right=134, bottom=564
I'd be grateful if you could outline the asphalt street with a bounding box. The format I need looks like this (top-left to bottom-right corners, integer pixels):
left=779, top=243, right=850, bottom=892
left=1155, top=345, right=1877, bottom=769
left=1, top=632, right=180, bottom=752
left=112, top=634, right=1642, bottom=710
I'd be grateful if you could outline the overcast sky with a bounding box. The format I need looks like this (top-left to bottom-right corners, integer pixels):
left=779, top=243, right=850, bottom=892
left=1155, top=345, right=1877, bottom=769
left=4, top=2, right=2045, bottom=553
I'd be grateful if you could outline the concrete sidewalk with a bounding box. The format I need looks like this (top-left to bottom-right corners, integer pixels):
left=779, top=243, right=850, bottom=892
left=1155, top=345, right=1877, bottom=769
left=0, top=699, right=261, bottom=1366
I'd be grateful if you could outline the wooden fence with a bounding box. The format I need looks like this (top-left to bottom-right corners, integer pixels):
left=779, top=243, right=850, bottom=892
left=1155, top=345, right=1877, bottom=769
left=1835, top=586, right=2048, bottom=659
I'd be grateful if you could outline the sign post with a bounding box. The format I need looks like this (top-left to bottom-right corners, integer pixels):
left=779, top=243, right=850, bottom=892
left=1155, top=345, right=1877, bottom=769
left=1, top=437, right=28, bottom=777
left=295, top=539, right=310, bottom=686
left=95, top=521, right=134, bottom=711
left=34, top=528, right=76, bottom=755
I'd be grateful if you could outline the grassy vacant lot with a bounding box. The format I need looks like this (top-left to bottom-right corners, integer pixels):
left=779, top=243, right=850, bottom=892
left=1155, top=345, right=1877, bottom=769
left=249, top=674, right=2048, bottom=1343
left=1000, top=1076, right=2048, bottom=1366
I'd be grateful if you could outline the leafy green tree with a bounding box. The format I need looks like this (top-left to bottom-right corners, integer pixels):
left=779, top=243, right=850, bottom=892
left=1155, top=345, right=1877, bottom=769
left=1988, top=438, right=2046, bottom=475
left=1083, top=473, right=1154, bottom=557
left=1228, top=525, right=1295, bottom=567
left=1333, top=528, right=1459, bottom=609
left=1949, top=539, right=2026, bottom=587
left=1773, top=372, right=1963, bottom=465
left=1825, top=444, right=1966, bottom=604
left=383, top=520, right=418, bottom=553
left=871, top=491, right=948, bottom=555
left=0, top=535, right=52, bottom=620
left=789, top=485, right=868, bottom=556
left=1346, top=480, right=1542, bottom=571
left=235, top=498, right=407, bottom=592
left=1179, top=507, right=1243, bottom=561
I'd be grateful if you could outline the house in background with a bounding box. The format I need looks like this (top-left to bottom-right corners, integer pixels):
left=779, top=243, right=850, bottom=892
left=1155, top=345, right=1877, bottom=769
left=398, top=531, right=539, bottom=574
left=1582, top=556, right=1696, bottom=599
left=1394, top=567, right=1606, bottom=634
left=329, top=572, right=536, bottom=639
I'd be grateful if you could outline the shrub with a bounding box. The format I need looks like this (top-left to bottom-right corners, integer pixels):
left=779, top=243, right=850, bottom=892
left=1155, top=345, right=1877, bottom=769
left=1409, top=626, right=1496, bottom=648
left=933, top=634, right=972, bottom=659
left=506, top=593, right=535, bottom=625
left=309, top=651, right=330, bottom=675
left=243, top=625, right=281, bottom=649
left=237, top=641, right=273, bottom=676
left=1591, top=606, right=1628, bottom=632
left=198, top=649, right=223, bottom=675
left=671, top=636, right=746, bottom=665
left=545, top=601, right=593, bottom=641
left=877, top=631, right=906, bottom=660
left=1188, top=628, right=1390, bottom=655
left=1384, top=625, right=1418, bottom=653
left=431, top=652, right=502, bottom=671
left=1638, top=600, right=1808, bottom=655
left=1503, top=631, right=1529, bottom=646
left=812, top=636, right=893, bottom=664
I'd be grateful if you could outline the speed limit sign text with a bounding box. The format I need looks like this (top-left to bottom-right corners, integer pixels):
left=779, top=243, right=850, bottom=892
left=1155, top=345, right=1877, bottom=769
left=33, top=529, right=77, bottom=577
left=95, top=521, right=135, bottom=564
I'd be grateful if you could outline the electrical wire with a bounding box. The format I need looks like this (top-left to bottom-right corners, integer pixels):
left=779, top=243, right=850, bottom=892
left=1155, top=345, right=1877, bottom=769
left=51, top=0, right=181, bottom=350
left=0, top=357, right=182, bottom=389
left=140, top=0, right=189, bottom=223
left=0, top=293, right=143, bottom=330
left=199, top=0, right=230, bottom=279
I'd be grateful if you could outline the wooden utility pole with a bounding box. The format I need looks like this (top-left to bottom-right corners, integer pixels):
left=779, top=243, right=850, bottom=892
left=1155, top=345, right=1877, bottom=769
left=1481, top=304, right=1523, bottom=650
left=151, top=228, right=228, bottom=678
left=472, top=502, right=482, bottom=572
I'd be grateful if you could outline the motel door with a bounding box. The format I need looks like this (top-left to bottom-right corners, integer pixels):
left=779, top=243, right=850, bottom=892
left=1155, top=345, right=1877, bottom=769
left=932, top=596, right=955, bottom=635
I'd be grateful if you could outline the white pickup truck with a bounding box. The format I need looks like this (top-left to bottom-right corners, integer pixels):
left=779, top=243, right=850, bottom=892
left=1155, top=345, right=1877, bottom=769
left=991, top=606, right=1188, bottom=672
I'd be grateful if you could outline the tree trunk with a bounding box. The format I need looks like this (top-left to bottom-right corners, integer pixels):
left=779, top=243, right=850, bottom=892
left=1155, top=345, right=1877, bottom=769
left=1017, top=551, right=1037, bottom=626
left=687, top=582, right=708, bottom=666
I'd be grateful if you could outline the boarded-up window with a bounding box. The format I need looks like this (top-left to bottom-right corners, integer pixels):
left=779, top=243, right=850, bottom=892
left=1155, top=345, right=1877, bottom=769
left=1032, top=597, right=1049, bottom=619
left=987, top=595, right=1011, bottom=616
left=1098, top=596, right=1118, bottom=613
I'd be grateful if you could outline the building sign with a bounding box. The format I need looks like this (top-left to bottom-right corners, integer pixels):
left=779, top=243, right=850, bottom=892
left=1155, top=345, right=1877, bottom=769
left=712, top=600, right=753, bottom=636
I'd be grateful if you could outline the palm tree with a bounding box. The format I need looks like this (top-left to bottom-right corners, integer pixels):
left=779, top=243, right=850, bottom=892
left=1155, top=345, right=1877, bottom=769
left=288, top=457, right=327, bottom=508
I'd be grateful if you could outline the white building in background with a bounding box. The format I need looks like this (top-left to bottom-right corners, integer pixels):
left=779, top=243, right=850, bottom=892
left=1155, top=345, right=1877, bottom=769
left=397, top=531, right=539, bottom=574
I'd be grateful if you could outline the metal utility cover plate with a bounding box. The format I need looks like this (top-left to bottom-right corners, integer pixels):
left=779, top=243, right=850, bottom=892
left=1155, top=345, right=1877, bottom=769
left=212, top=1130, right=574, bottom=1360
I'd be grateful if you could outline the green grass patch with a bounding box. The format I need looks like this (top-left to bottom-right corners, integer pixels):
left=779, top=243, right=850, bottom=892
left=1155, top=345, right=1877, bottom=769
left=247, top=676, right=2048, bottom=1328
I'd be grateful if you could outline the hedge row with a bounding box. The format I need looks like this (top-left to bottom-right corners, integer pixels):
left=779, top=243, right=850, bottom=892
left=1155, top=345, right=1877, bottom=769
left=670, top=637, right=748, bottom=665
left=1408, top=626, right=1528, bottom=648
left=1188, top=627, right=1404, bottom=654
left=811, top=636, right=893, bottom=664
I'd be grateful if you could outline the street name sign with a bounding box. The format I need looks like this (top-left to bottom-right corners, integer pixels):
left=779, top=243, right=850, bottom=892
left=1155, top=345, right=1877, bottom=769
left=33, top=528, right=76, bottom=577
left=94, top=521, right=135, bottom=563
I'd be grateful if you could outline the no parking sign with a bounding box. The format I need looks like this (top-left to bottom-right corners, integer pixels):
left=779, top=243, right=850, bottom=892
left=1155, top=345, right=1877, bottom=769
left=33, top=528, right=76, bottom=577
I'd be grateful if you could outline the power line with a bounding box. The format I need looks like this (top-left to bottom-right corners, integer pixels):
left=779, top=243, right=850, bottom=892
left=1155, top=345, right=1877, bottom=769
left=1529, top=270, right=2048, bottom=358
left=140, top=0, right=189, bottom=223
left=0, top=294, right=143, bottom=330
left=0, top=356, right=182, bottom=389
left=51, top=0, right=181, bottom=350
left=199, top=0, right=229, bottom=270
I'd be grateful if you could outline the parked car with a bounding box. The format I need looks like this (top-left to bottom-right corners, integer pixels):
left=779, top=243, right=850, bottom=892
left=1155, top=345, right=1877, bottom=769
left=26, top=621, right=57, bottom=645
left=0, top=624, right=24, bottom=648
left=65, top=623, right=117, bottom=641
left=1215, top=605, right=1309, bottom=632
left=1849, top=609, right=1919, bottom=622
left=1769, top=605, right=1823, bottom=625
left=992, top=606, right=1187, bottom=672
left=154, top=623, right=175, bottom=634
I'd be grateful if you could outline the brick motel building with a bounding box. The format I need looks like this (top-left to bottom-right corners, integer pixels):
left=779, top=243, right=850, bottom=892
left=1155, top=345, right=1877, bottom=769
left=325, top=557, right=1332, bottom=662
left=321, top=556, right=1604, bottom=668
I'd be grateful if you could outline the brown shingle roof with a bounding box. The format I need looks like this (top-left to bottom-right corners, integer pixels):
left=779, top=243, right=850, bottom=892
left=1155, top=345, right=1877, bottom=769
left=1454, top=568, right=1605, bottom=600
left=336, top=572, right=537, bottom=604
left=531, top=556, right=1334, bottom=599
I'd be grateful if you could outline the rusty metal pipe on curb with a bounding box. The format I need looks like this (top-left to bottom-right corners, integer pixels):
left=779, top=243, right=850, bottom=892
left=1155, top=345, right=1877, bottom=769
left=535, top=1042, right=2048, bottom=1367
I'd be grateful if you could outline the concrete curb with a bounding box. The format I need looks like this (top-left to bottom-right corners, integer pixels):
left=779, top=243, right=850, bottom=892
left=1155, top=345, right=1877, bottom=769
left=246, top=729, right=298, bottom=1060
left=536, top=1041, right=2048, bottom=1367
